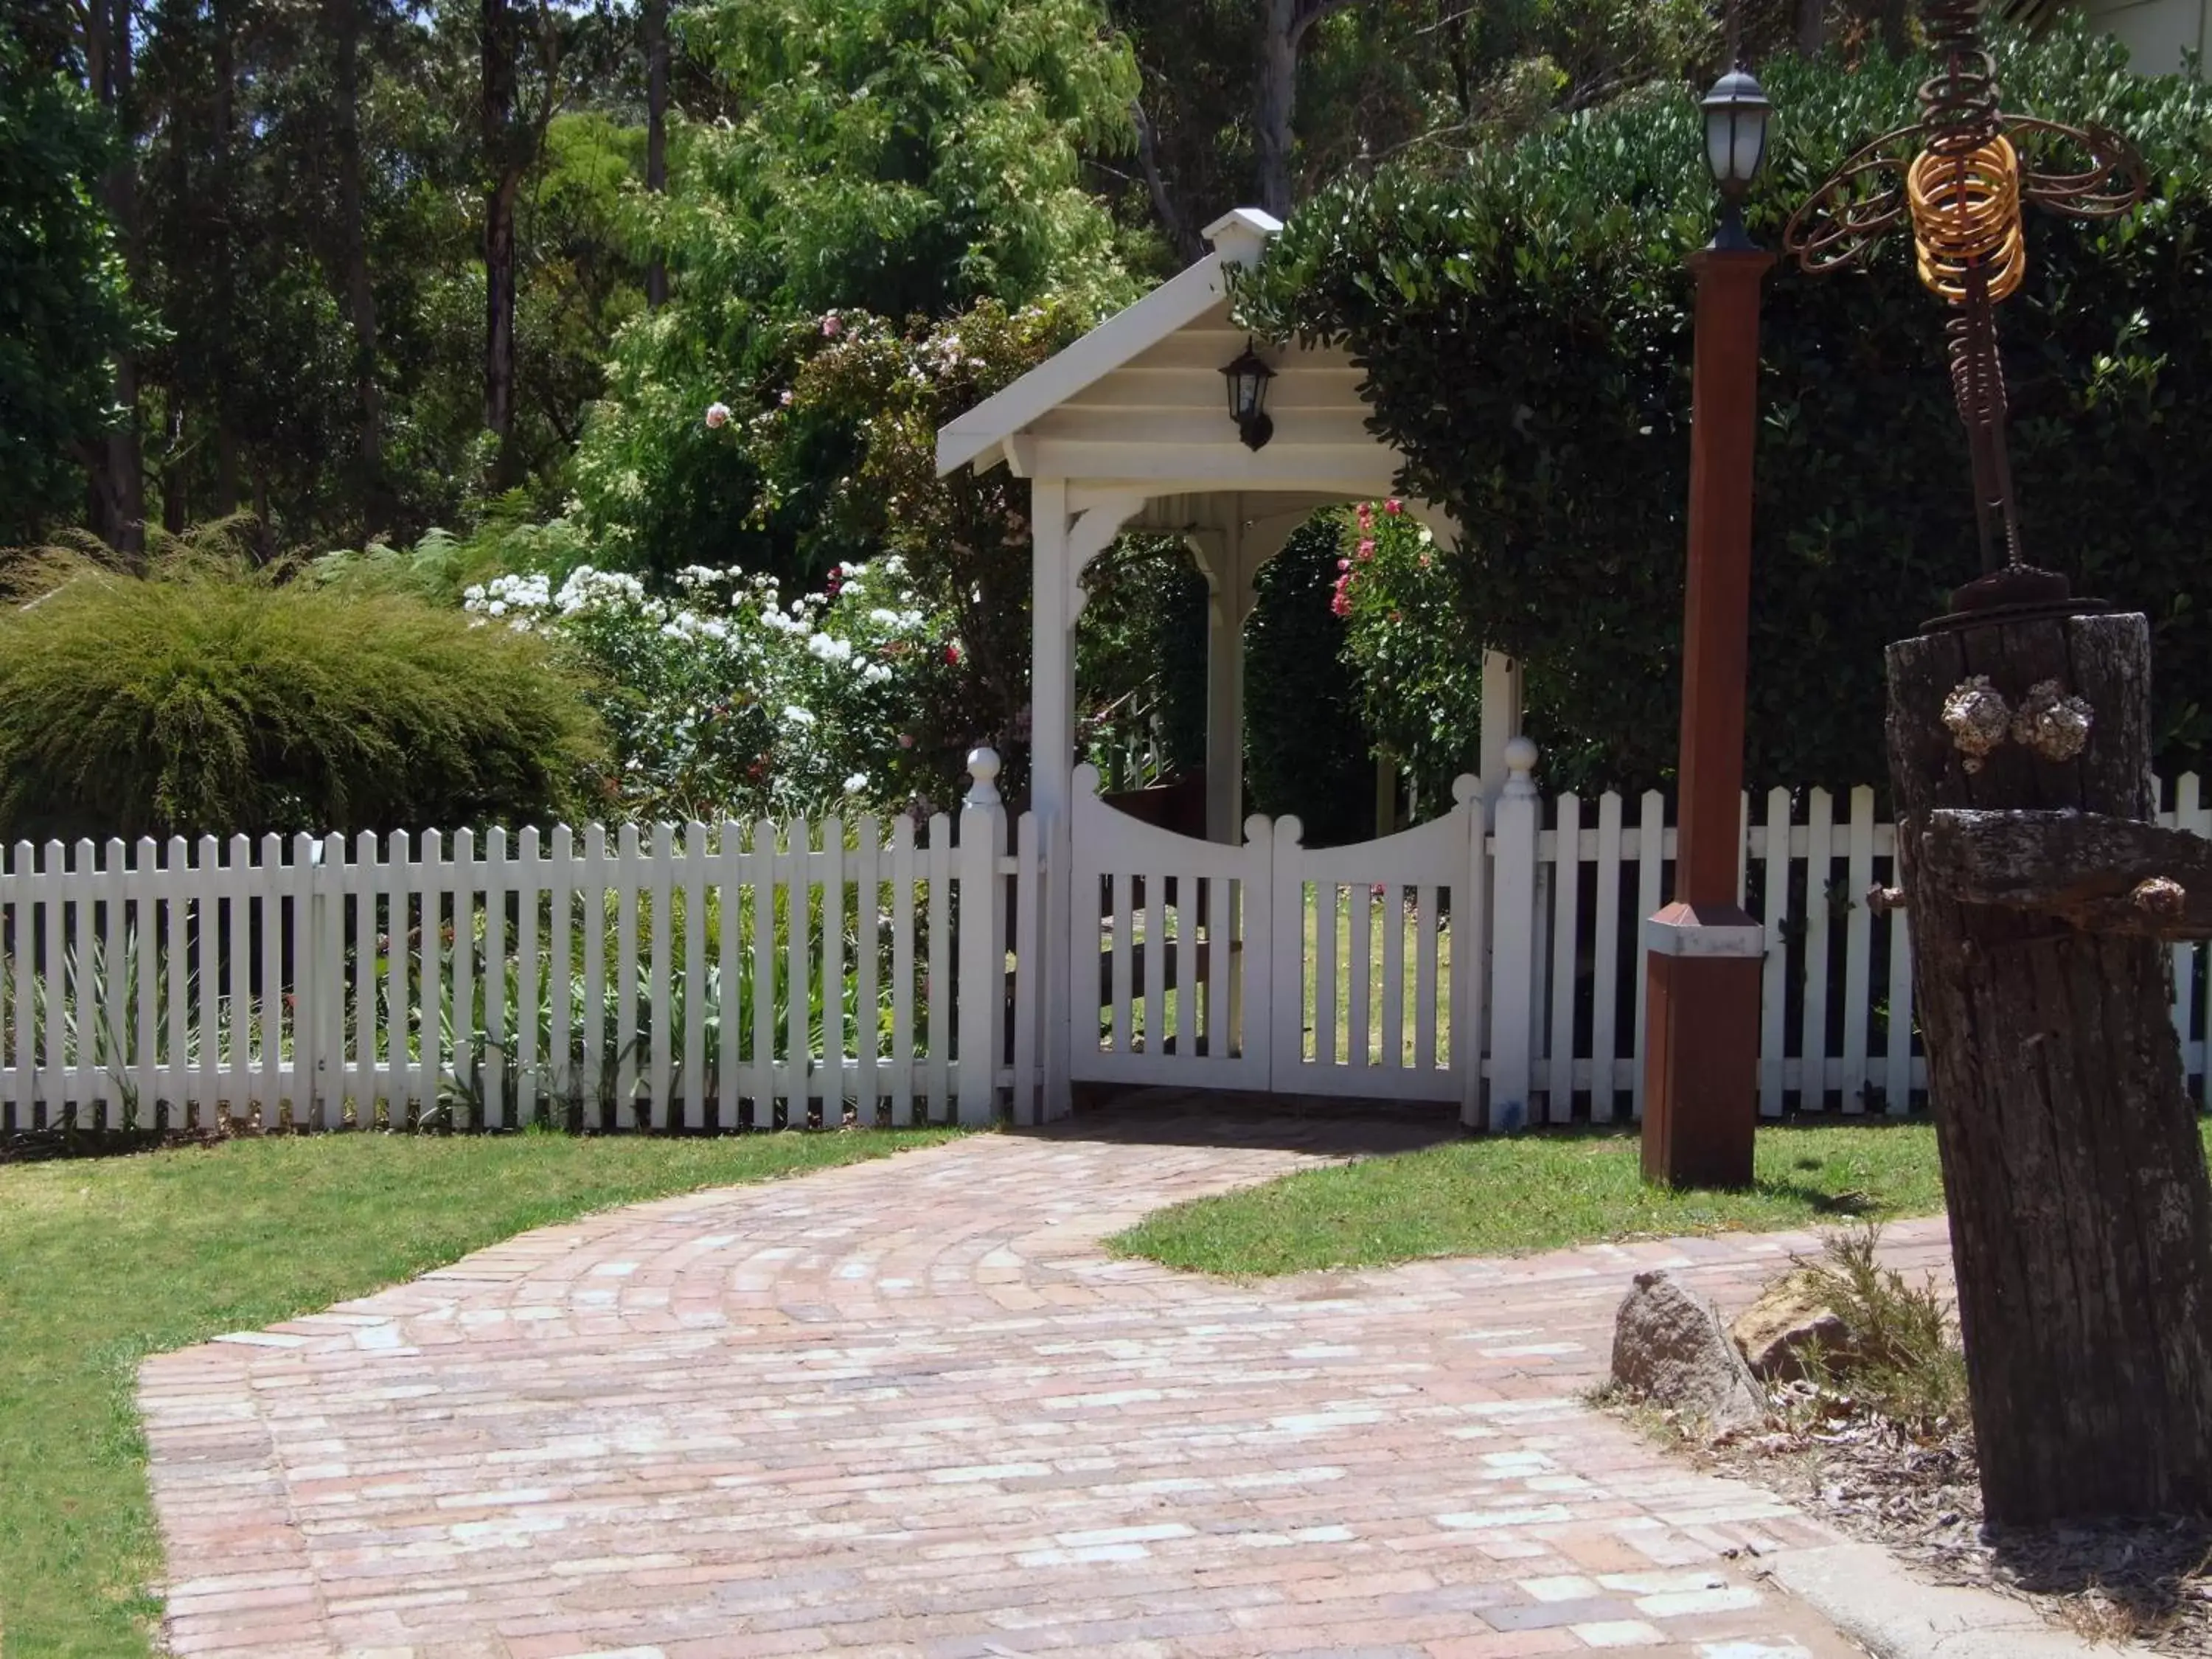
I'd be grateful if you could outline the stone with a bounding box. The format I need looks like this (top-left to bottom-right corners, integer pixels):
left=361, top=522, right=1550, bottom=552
left=1610, top=1269, right=1767, bottom=1434
left=1731, top=1271, right=1854, bottom=1382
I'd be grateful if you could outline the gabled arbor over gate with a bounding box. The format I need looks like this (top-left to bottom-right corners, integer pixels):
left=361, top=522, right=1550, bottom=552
left=936, top=208, right=1525, bottom=1121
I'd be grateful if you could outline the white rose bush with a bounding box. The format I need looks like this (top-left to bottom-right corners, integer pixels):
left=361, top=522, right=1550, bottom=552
left=465, top=554, right=961, bottom=825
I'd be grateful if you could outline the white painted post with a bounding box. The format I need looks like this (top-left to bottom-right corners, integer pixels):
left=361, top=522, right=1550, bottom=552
left=1478, top=653, right=1524, bottom=799
left=1486, top=736, right=1541, bottom=1130
left=1031, top=480, right=1076, bottom=1120
left=1455, top=778, right=1489, bottom=1128
left=956, top=748, right=1006, bottom=1125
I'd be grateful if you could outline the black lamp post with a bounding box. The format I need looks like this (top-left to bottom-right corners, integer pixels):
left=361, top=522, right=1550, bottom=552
left=1221, top=339, right=1276, bottom=451
left=1703, top=69, right=1773, bottom=251
left=1641, top=66, right=1775, bottom=1187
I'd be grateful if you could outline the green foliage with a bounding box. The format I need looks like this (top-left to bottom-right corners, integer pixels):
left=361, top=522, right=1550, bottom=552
left=0, top=538, right=603, bottom=842
left=1077, top=537, right=1209, bottom=786
left=0, top=30, right=136, bottom=545
left=1243, top=516, right=1374, bottom=847
left=307, top=506, right=602, bottom=607
left=1335, top=499, right=1484, bottom=814
left=1789, top=1224, right=1970, bottom=1435
left=574, top=0, right=1141, bottom=582
left=1241, top=23, right=2212, bottom=792
left=464, top=554, right=969, bottom=821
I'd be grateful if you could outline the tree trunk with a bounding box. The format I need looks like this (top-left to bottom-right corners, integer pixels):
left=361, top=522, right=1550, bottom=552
left=481, top=0, right=518, bottom=475
left=644, top=0, right=667, bottom=309
left=1796, top=0, right=1826, bottom=57
left=1130, top=97, right=1199, bottom=266
left=1876, top=0, right=1910, bottom=58
left=1256, top=0, right=1300, bottom=220
left=330, top=0, right=383, bottom=524
left=212, top=0, right=241, bottom=516
left=87, top=0, right=146, bottom=555
left=1887, top=607, right=2212, bottom=1526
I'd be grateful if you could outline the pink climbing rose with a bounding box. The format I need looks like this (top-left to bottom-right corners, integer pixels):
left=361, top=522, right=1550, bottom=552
left=704, top=402, right=731, bottom=429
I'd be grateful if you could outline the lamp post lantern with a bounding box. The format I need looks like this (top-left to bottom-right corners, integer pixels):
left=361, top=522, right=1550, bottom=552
left=1641, top=69, right=1775, bottom=1189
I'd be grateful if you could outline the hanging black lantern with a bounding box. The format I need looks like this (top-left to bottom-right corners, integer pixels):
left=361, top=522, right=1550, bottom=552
left=1221, top=339, right=1276, bottom=451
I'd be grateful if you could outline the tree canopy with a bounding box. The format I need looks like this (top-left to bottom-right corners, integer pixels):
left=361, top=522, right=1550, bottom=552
left=0, top=28, right=136, bottom=546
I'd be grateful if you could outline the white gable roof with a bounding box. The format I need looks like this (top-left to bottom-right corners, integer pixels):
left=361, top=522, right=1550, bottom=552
left=935, top=209, right=1284, bottom=479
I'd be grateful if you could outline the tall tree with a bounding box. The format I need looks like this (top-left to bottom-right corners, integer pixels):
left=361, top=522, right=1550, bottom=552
left=327, top=0, right=382, bottom=522
left=1256, top=0, right=1360, bottom=219
left=481, top=0, right=520, bottom=476
left=643, top=0, right=667, bottom=307
left=0, top=20, right=137, bottom=546
left=83, top=0, right=146, bottom=554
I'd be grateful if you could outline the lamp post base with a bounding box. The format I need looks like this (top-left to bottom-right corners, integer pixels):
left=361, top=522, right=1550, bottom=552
left=1640, top=902, right=1763, bottom=1188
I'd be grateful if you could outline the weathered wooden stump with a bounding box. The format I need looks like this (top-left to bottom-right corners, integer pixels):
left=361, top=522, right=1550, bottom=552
left=1888, top=602, right=2212, bottom=1526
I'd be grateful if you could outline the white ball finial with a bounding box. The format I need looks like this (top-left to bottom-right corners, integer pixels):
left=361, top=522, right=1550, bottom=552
left=964, top=746, right=1002, bottom=808
left=1502, top=735, right=1540, bottom=801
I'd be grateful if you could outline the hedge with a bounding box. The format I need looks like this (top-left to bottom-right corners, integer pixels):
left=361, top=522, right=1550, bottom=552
left=1237, top=22, right=2212, bottom=794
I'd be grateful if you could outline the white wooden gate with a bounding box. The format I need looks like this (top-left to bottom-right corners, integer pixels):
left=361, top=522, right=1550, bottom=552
left=1068, top=764, right=1273, bottom=1091
left=1069, top=763, right=1484, bottom=1104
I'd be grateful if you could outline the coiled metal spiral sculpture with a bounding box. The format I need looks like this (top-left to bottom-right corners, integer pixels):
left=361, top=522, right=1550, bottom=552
left=1784, top=0, right=2146, bottom=588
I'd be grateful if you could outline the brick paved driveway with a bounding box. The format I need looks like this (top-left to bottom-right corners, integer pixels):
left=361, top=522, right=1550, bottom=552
left=142, top=1099, right=1950, bottom=1658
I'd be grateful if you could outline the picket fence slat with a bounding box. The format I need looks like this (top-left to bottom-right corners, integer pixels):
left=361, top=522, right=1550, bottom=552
left=1841, top=787, right=1876, bottom=1114
left=925, top=813, right=951, bottom=1121
left=1546, top=793, right=1580, bottom=1121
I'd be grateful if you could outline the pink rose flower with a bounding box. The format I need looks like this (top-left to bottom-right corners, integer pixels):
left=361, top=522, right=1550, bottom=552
left=821, top=311, right=843, bottom=338
left=1384, top=498, right=1403, bottom=515
left=704, top=402, right=731, bottom=429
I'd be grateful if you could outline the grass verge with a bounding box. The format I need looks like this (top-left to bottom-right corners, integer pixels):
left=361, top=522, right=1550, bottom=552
left=1111, top=1121, right=1951, bottom=1276
left=0, top=1127, right=957, bottom=1657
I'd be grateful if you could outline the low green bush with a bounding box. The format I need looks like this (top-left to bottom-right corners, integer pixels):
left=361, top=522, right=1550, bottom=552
left=0, top=543, right=604, bottom=842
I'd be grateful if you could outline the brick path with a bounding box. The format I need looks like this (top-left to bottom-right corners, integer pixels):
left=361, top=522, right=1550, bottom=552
left=141, top=1101, right=1953, bottom=1659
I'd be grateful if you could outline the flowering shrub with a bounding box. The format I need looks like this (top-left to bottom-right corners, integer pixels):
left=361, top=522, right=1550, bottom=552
left=1332, top=501, right=1484, bottom=816
left=731, top=298, right=1094, bottom=807
left=465, top=555, right=964, bottom=823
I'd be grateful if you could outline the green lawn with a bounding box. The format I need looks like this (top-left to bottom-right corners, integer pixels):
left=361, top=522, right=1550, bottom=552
left=0, top=1127, right=957, bottom=1658
left=1111, top=1121, right=1958, bottom=1276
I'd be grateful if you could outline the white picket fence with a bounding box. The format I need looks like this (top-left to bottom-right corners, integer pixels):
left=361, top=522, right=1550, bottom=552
left=0, top=763, right=1029, bottom=1133
left=6, top=754, right=2211, bottom=1133
left=1486, top=769, right=2212, bottom=1127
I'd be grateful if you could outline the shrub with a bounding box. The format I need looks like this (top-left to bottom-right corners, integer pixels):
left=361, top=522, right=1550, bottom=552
left=1244, top=517, right=1375, bottom=846
left=1240, top=22, right=2212, bottom=793
left=1335, top=499, right=1486, bottom=816
left=465, top=553, right=969, bottom=822
left=1790, top=1225, right=1969, bottom=1436
left=0, top=546, right=604, bottom=842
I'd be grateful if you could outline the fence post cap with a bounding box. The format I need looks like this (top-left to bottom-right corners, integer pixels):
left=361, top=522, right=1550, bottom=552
left=1503, top=735, right=1540, bottom=799
left=965, top=746, right=1002, bottom=807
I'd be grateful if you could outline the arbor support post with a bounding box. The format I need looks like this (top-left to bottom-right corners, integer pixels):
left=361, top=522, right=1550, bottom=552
left=1641, top=245, right=1773, bottom=1188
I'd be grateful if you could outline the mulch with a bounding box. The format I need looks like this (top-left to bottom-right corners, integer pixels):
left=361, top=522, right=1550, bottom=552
left=1682, top=1388, right=2212, bottom=1654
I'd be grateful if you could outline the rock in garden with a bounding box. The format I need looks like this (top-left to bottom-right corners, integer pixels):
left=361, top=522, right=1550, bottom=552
left=1732, top=1271, right=1854, bottom=1381
left=1610, top=1269, right=1768, bottom=1434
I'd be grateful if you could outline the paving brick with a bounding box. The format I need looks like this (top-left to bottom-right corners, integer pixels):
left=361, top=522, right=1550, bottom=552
left=140, top=1098, right=1946, bottom=1659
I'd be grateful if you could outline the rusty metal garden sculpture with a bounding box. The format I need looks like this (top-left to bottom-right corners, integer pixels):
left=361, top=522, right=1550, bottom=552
left=1783, top=0, right=2145, bottom=606
left=1787, top=4, right=2212, bottom=1530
